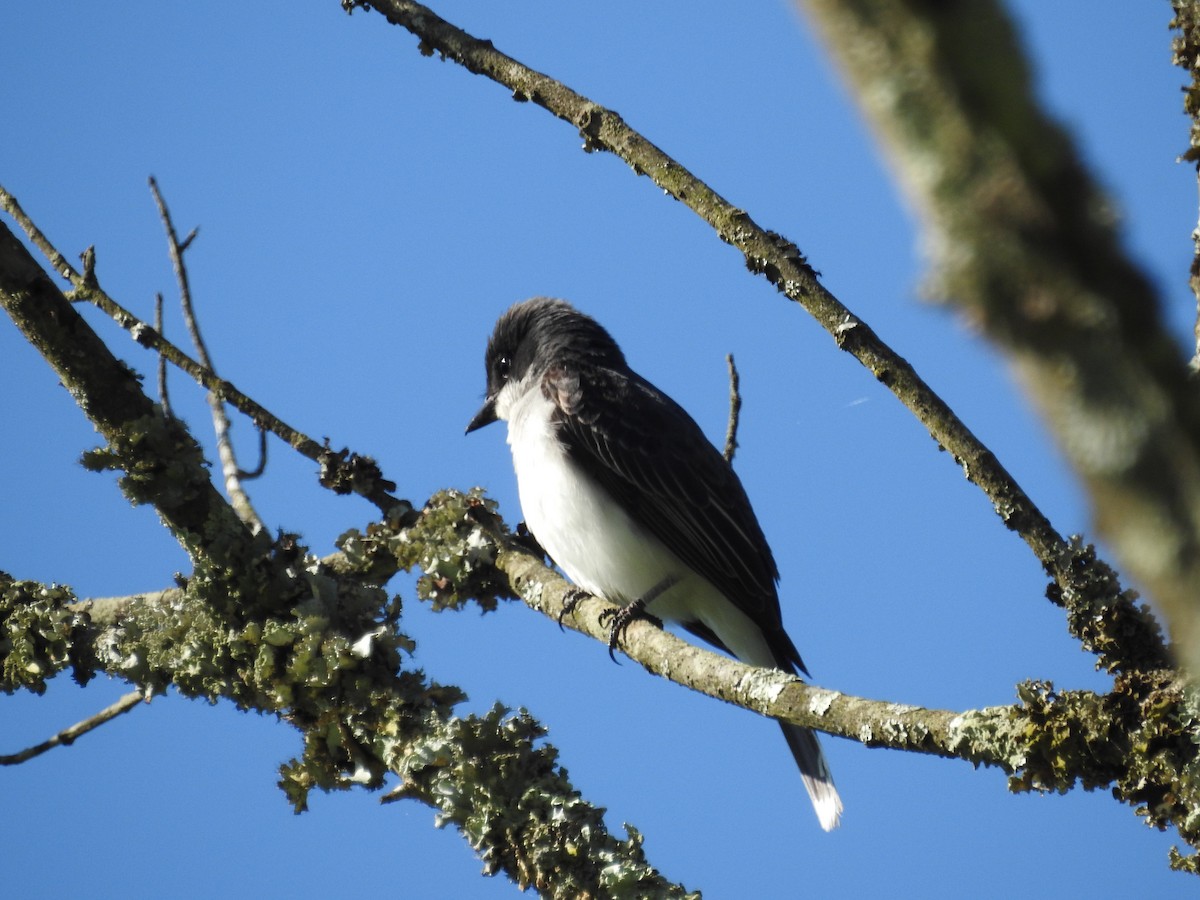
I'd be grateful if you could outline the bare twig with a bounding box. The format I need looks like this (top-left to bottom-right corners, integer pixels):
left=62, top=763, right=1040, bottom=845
left=723, top=353, right=741, bottom=464
left=149, top=176, right=263, bottom=532
left=154, top=292, right=170, bottom=414
left=0, top=690, right=144, bottom=765
left=0, top=188, right=80, bottom=282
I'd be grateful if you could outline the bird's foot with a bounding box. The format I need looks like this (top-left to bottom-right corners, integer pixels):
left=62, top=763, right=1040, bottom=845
left=598, top=598, right=649, bottom=663
left=557, top=587, right=591, bottom=631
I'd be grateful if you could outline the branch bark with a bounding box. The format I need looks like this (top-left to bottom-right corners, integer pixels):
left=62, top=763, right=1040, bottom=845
left=1171, top=2, right=1200, bottom=371
left=0, top=220, right=255, bottom=572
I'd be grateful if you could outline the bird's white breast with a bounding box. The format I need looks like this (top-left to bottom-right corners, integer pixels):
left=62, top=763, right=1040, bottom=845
left=504, top=383, right=661, bottom=603
left=499, top=379, right=775, bottom=668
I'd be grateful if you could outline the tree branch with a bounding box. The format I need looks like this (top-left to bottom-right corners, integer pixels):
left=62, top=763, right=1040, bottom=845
left=0, top=565, right=696, bottom=898
left=0, top=690, right=144, bottom=765
left=0, top=219, right=255, bottom=573
left=343, top=0, right=1165, bottom=676
left=154, top=292, right=171, bottom=414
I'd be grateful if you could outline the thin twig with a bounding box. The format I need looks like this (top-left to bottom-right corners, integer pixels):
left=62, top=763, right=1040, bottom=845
left=149, top=176, right=264, bottom=532
left=0, top=690, right=144, bottom=765
left=154, top=292, right=170, bottom=415
left=0, top=188, right=80, bottom=282
left=723, top=353, right=741, bottom=464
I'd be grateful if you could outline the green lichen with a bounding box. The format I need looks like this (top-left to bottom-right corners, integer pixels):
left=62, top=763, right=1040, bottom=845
left=1008, top=680, right=1129, bottom=794
left=340, top=488, right=513, bottom=613
left=1046, top=537, right=1167, bottom=674
left=389, top=703, right=698, bottom=899
left=1005, top=673, right=1200, bottom=871
left=80, top=412, right=211, bottom=510
left=0, top=574, right=94, bottom=692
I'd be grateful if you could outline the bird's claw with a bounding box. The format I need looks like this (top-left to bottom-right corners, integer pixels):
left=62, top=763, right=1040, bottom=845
left=598, top=598, right=648, bottom=663
left=557, top=588, right=591, bottom=631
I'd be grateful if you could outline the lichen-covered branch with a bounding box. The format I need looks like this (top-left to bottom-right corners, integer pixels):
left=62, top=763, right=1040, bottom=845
left=340, top=0, right=1165, bottom=679
left=0, top=569, right=695, bottom=898
left=793, top=0, right=1200, bottom=672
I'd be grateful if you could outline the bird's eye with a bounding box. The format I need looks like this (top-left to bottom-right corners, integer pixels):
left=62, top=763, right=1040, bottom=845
left=496, top=355, right=512, bottom=380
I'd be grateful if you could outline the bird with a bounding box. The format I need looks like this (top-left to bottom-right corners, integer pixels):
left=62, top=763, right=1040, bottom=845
left=466, top=296, right=842, bottom=831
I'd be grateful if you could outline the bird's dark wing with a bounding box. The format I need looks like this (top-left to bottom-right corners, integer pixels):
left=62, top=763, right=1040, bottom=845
left=543, top=362, right=807, bottom=675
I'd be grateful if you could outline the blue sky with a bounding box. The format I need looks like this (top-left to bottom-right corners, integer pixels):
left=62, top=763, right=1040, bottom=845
left=1, top=3, right=1194, bottom=897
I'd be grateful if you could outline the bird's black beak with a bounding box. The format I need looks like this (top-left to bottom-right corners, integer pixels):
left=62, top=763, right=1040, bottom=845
left=466, top=398, right=498, bottom=434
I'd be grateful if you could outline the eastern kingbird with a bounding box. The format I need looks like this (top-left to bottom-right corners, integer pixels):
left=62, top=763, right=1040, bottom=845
left=467, top=297, right=842, bottom=831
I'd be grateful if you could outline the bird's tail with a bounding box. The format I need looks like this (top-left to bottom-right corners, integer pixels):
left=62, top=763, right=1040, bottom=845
left=780, top=721, right=842, bottom=831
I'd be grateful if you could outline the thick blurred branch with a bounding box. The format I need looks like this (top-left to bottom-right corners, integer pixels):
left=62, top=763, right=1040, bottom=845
left=1171, top=2, right=1200, bottom=370
left=795, top=0, right=1200, bottom=671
